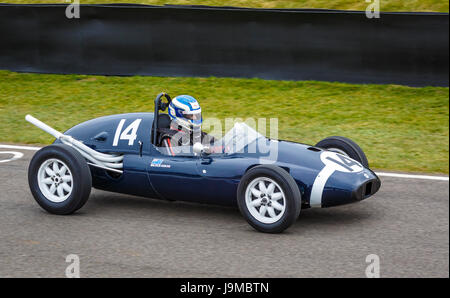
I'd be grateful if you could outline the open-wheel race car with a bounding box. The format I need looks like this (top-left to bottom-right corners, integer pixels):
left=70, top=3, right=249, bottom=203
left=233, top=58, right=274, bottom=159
left=25, top=93, right=380, bottom=233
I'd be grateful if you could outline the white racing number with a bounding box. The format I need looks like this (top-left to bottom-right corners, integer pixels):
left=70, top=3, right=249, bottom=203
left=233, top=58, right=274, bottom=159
left=310, top=151, right=363, bottom=207
left=112, top=119, right=142, bottom=146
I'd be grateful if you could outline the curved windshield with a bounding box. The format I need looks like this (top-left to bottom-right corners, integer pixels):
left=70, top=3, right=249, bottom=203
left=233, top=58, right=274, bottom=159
left=220, top=122, right=265, bottom=154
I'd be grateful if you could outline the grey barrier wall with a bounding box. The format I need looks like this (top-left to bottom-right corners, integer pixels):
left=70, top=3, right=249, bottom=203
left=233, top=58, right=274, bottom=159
left=0, top=4, right=448, bottom=86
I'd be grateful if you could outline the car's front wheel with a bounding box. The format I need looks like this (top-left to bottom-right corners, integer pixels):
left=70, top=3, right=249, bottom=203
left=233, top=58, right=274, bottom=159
left=28, top=144, right=92, bottom=215
left=237, top=165, right=301, bottom=233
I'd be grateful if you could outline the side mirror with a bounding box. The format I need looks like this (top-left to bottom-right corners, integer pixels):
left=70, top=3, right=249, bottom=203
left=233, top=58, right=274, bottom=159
left=193, top=142, right=211, bottom=156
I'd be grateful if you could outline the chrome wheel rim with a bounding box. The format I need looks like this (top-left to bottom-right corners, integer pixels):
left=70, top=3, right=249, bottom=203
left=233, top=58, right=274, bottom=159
left=245, top=177, right=286, bottom=224
left=37, top=159, right=73, bottom=203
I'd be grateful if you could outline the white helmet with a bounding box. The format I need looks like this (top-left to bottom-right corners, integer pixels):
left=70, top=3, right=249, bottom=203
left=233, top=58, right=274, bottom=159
left=168, top=95, right=202, bottom=131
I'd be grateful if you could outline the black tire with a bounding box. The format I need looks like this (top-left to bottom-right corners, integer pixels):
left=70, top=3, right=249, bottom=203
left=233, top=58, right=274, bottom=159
left=315, top=136, right=369, bottom=168
left=28, top=144, right=92, bottom=215
left=237, top=165, right=301, bottom=233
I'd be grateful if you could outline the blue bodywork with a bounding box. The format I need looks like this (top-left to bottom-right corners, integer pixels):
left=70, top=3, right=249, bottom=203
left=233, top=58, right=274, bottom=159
left=56, top=113, right=380, bottom=208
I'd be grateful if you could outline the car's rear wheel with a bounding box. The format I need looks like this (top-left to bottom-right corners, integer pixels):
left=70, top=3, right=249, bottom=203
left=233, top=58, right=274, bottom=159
left=315, top=136, right=369, bottom=168
left=28, top=144, right=92, bottom=215
left=237, top=165, right=301, bottom=233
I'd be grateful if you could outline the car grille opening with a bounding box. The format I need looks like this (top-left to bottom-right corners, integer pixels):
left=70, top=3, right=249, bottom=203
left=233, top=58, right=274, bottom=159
left=365, top=182, right=373, bottom=196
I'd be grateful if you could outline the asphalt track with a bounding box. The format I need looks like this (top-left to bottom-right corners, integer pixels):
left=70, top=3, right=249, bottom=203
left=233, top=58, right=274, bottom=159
left=0, top=147, right=448, bottom=278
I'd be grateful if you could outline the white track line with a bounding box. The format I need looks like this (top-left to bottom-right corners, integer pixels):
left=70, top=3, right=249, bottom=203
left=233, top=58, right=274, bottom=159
left=0, top=151, right=24, bottom=163
left=0, top=144, right=448, bottom=181
left=0, top=144, right=41, bottom=151
left=376, top=172, right=448, bottom=181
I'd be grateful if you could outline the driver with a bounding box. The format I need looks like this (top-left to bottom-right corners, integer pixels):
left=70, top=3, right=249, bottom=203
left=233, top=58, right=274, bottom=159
left=160, top=95, right=215, bottom=155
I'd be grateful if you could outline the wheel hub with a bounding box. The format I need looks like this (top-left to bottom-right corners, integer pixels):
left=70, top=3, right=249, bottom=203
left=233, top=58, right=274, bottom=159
left=37, top=158, right=73, bottom=203
left=245, top=177, right=286, bottom=224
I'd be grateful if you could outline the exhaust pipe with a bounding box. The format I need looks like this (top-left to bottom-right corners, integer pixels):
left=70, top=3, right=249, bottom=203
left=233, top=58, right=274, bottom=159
left=25, top=115, right=123, bottom=173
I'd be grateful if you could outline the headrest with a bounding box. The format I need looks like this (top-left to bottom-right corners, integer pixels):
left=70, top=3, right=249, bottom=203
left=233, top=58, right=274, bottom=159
left=158, top=113, right=171, bottom=129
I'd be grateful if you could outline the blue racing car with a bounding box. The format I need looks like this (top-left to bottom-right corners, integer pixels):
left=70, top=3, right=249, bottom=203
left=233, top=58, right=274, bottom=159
left=25, top=93, right=380, bottom=233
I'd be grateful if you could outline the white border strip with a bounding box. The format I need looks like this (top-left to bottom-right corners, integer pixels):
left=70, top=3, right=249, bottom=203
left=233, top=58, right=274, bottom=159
left=0, top=144, right=448, bottom=181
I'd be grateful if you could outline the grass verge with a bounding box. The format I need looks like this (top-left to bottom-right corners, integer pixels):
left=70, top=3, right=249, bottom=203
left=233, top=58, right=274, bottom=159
left=2, top=0, right=449, bottom=13
left=0, top=70, right=448, bottom=173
